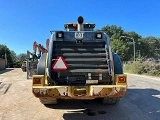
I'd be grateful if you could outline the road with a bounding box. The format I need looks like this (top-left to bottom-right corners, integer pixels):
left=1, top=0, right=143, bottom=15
left=0, top=68, right=160, bottom=120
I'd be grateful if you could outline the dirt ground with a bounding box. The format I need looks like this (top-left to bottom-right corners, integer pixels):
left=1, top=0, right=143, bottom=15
left=0, top=68, right=160, bottom=120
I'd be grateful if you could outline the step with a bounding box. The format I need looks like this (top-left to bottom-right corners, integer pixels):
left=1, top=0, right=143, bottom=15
left=63, top=69, right=109, bottom=73
left=54, top=48, right=106, bottom=52
left=55, top=53, right=107, bottom=57
left=65, top=58, right=107, bottom=62
left=68, top=64, right=108, bottom=68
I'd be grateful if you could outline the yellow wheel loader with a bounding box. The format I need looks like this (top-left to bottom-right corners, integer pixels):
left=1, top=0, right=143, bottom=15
left=32, top=16, right=127, bottom=105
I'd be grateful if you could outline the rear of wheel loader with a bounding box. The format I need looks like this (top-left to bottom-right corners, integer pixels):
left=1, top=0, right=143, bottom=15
left=32, top=16, right=127, bottom=105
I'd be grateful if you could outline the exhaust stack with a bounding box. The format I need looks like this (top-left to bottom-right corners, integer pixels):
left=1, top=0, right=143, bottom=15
left=77, top=16, right=84, bottom=31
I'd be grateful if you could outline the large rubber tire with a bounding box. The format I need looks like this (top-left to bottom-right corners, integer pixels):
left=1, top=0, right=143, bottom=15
left=21, top=67, right=26, bottom=72
left=39, top=97, right=58, bottom=105
left=102, top=53, right=123, bottom=105
left=112, top=52, right=123, bottom=74
left=37, top=53, right=47, bottom=75
left=24, top=67, right=26, bottom=72
left=102, top=97, right=120, bottom=105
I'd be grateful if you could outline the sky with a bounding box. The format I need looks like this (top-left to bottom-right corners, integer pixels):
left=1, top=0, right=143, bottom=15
left=0, top=0, right=160, bottom=55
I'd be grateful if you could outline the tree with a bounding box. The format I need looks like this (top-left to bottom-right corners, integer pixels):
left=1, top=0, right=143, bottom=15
left=123, top=31, right=142, bottom=41
left=0, top=44, right=14, bottom=66
left=10, top=50, right=18, bottom=62
left=110, top=39, right=130, bottom=61
left=101, top=24, right=160, bottom=61
left=102, top=25, right=124, bottom=39
left=119, top=32, right=142, bottom=60
left=17, top=53, right=27, bottom=61
left=141, top=36, right=160, bottom=58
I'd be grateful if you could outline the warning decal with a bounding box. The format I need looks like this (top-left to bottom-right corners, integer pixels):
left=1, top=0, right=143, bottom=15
left=52, top=56, right=68, bottom=70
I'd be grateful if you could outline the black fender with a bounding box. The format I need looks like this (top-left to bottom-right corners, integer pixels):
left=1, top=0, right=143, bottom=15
left=36, top=53, right=47, bottom=75
left=112, top=52, right=123, bottom=74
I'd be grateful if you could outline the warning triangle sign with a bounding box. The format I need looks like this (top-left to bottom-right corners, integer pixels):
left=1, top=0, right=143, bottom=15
left=52, top=56, right=68, bottom=70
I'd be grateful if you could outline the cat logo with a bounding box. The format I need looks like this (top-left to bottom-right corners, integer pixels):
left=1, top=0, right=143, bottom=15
left=75, top=32, right=84, bottom=40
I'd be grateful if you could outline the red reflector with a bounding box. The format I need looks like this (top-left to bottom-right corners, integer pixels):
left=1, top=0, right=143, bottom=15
left=118, top=77, right=125, bottom=83
left=34, top=78, right=41, bottom=84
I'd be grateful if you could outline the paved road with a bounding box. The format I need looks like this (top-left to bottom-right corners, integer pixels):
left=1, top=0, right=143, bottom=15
left=0, top=68, right=160, bottom=120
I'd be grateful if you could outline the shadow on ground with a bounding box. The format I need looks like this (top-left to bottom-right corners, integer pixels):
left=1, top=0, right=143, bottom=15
left=0, top=68, right=14, bottom=74
left=45, top=99, right=102, bottom=109
left=44, top=88, right=160, bottom=120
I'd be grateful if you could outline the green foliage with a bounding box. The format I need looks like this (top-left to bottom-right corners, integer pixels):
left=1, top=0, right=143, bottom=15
left=17, top=53, right=27, bottom=61
left=0, top=44, right=13, bottom=66
left=13, top=61, right=23, bottom=68
left=10, top=50, right=18, bottom=62
left=0, top=44, right=27, bottom=68
left=102, top=25, right=123, bottom=39
left=123, top=62, right=144, bottom=74
left=110, top=39, right=129, bottom=61
left=101, top=25, right=160, bottom=61
left=141, top=36, right=160, bottom=58
left=123, top=62, right=160, bottom=77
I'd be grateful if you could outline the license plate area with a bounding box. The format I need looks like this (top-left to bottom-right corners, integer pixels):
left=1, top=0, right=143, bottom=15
left=73, top=87, right=86, bottom=96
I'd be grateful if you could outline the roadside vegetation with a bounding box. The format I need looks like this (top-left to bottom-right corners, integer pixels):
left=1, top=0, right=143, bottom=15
left=101, top=25, right=160, bottom=77
left=123, top=61, right=160, bottom=77
left=0, top=44, right=27, bottom=68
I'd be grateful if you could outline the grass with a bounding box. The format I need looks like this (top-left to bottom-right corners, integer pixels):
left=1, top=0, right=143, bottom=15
left=123, top=61, right=160, bottom=77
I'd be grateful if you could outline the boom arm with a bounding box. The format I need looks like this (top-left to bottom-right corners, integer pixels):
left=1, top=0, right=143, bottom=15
left=46, top=39, right=50, bottom=51
left=33, top=41, right=48, bottom=55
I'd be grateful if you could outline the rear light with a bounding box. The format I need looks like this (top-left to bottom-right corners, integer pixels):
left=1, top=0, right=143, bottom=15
left=73, top=23, right=77, bottom=27
left=118, top=76, right=126, bottom=83
left=84, top=23, right=95, bottom=28
left=95, top=32, right=102, bottom=39
left=56, top=31, right=64, bottom=38
left=33, top=78, right=41, bottom=84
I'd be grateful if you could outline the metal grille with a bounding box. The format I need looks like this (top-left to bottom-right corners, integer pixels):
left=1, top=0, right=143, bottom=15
left=52, top=40, right=110, bottom=84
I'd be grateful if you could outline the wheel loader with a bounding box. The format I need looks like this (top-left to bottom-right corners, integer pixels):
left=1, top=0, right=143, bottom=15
left=32, top=16, right=127, bottom=105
